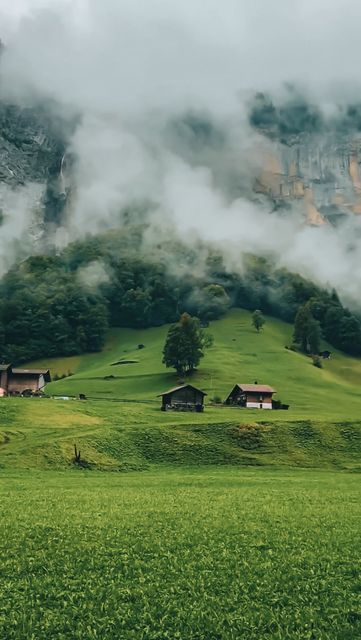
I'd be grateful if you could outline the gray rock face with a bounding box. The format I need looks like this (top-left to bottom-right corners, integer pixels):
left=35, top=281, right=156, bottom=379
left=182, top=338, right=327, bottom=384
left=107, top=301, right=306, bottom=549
left=0, top=103, right=64, bottom=185
left=0, top=101, right=69, bottom=228
left=249, top=93, right=361, bottom=224
left=0, top=97, right=76, bottom=276
left=2, top=93, right=361, bottom=235
left=253, top=131, right=361, bottom=224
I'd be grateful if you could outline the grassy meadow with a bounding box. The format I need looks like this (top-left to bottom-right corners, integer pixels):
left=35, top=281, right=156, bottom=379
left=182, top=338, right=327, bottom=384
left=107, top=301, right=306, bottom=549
left=0, top=308, right=358, bottom=471
left=27, top=308, right=361, bottom=418
left=23, top=310, right=361, bottom=417
left=1, top=467, right=361, bottom=640
left=1, top=309, right=361, bottom=638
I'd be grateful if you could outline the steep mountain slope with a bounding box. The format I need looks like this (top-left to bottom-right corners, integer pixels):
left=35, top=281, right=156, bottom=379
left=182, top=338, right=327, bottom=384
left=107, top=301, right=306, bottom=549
left=250, top=94, right=361, bottom=224
left=0, top=100, right=70, bottom=226
left=3, top=90, right=361, bottom=235
left=254, top=133, right=361, bottom=225
left=0, top=103, right=62, bottom=186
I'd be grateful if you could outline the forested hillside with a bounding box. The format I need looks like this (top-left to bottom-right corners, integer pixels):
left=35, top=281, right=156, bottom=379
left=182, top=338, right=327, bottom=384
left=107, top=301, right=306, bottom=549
left=0, top=222, right=360, bottom=364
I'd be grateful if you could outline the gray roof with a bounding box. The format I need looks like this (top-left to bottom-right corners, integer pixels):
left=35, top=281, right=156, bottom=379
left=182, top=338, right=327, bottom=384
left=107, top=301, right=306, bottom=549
left=234, top=384, right=276, bottom=394
left=157, top=384, right=207, bottom=397
left=12, top=368, right=51, bottom=381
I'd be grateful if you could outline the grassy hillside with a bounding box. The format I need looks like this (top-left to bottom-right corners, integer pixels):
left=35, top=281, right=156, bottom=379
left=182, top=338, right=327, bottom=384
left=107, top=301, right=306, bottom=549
left=0, top=309, right=359, bottom=471
left=28, top=309, right=361, bottom=418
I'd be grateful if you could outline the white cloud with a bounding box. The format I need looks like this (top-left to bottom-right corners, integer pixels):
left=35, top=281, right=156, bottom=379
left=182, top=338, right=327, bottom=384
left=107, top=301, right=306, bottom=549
left=1, top=0, right=361, bottom=305
left=2, top=0, right=361, bottom=110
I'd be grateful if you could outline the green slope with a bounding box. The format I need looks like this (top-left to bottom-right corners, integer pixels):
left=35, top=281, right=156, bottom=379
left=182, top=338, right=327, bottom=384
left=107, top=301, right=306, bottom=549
left=0, top=309, right=360, bottom=471
left=29, top=309, right=361, bottom=419
left=0, top=397, right=360, bottom=471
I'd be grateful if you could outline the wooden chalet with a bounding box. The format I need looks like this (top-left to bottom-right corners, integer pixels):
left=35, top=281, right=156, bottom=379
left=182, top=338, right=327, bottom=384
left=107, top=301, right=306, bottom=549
left=0, top=364, right=51, bottom=396
left=158, top=384, right=207, bottom=412
left=224, top=383, right=276, bottom=410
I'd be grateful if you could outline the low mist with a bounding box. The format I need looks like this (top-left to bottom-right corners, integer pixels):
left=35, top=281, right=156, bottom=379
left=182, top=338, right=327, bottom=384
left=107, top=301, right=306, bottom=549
left=1, top=0, right=361, bottom=307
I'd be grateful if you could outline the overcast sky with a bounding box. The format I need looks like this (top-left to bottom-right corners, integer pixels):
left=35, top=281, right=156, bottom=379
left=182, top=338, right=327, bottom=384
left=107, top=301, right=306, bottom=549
left=2, top=0, right=361, bottom=114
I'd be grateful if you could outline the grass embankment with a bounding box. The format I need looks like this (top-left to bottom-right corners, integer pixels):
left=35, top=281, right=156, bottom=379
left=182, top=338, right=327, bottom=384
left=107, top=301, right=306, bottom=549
left=1, top=468, right=360, bottom=639
left=1, top=309, right=360, bottom=470
left=0, top=398, right=360, bottom=470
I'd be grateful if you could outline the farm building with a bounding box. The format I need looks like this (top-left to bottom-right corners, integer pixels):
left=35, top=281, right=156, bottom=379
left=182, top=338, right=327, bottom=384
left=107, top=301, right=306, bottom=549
left=0, top=364, right=51, bottom=396
left=158, top=384, right=207, bottom=412
left=224, top=383, right=276, bottom=409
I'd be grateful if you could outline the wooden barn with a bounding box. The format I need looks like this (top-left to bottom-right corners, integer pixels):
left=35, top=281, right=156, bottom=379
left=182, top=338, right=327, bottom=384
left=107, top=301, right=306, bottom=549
left=224, top=383, right=276, bottom=410
left=0, top=364, right=51, bottom=396
left=158, top=384, right=207, bottom=412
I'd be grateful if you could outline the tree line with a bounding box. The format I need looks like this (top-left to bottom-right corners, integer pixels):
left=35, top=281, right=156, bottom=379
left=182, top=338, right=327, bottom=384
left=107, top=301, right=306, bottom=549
left=0, top=230, right=360, bottom=363
left=292, top=295, right=361, bottom=356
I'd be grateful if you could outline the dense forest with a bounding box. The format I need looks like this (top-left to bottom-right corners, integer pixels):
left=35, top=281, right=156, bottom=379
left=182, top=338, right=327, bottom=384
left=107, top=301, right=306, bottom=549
left=0, top=225, right=360, bottom=363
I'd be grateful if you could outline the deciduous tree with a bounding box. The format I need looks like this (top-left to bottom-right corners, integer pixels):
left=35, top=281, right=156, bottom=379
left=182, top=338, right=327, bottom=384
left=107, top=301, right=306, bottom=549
left=162, top=313, right=213, bottom=376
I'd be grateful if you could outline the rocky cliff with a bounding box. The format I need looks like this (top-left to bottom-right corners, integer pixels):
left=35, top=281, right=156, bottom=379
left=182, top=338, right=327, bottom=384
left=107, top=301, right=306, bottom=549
left=250, top=93, right=361, bottom=226
left=2, top=89, right=361, bottom=239
left=253, top=133, right=361, bottom=226
left=0, top=100, right=69, bottom=227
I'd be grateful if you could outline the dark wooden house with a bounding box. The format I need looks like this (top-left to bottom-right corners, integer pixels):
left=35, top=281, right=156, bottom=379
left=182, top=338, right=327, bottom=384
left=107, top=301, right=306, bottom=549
left=158, top=384, right=207, bottom=412
left=224, top=384, right=276, bottom=409
left=0, top=364, right=51, bottom=396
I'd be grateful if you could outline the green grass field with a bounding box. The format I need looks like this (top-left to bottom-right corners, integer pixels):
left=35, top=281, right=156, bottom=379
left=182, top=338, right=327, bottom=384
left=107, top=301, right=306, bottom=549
left=1, top=467, right=360, bottom=639
left=26, top=309, right=361, bottom=419
left=1, top=310, right=361, bottom=638
left=0, top=308, right=358, bottom=471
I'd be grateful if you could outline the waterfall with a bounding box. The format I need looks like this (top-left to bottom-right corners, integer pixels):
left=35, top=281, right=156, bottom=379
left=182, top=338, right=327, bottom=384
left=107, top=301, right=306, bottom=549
left=59, top=153, right=66, bottom=195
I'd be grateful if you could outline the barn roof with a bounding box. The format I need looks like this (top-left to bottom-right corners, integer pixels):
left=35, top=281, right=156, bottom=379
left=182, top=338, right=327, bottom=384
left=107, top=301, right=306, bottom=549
left=157, top=384, right=207, bottom=397
left=12, top=368, right=51, bottom=381
left=235, top=384, right=276, bottom=394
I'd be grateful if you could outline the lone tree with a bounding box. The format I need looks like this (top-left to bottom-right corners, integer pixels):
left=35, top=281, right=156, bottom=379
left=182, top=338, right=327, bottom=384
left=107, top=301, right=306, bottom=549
left=162, top=312, right=213, bottom=376
left=293, top=302, right=321, bottom=354
left=252, top=309, right=265, bottom=332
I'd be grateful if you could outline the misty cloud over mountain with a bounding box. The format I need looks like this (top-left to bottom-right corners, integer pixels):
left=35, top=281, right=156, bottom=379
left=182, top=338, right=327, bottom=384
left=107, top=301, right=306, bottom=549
left=1, top=0, right=361, bottom=306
